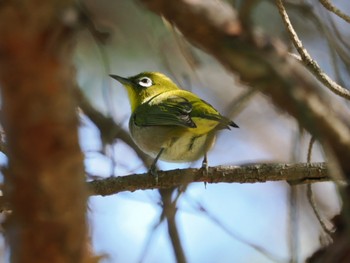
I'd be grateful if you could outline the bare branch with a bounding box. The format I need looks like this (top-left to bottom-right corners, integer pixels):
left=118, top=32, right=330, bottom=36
left=88, top=162, right=331, bottom=196
left=275, top=0, right=350, bottom=100
left=306, top=137, right=334, bottom=238
left=307, top=184, right=334, bottom=236
left=319, top=0, right=350, bottom=24
left=75, top=86, right=152, bottom=166
left=159, top=189, right=187, bottom=263
left=186, top=196, right=287, bottom=263
left=288, top=185, right=299, bottom=263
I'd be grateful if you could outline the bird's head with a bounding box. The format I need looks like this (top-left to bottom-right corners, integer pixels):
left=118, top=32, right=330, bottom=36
left=110, top=72, right=180, bottom=112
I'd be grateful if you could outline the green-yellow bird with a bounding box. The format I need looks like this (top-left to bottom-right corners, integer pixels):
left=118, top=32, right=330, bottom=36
left=110, top=72, right=238, bottom=171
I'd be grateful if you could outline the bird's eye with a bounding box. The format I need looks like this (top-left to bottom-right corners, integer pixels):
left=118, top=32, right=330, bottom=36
left=138, top=77, right=153, bottom=87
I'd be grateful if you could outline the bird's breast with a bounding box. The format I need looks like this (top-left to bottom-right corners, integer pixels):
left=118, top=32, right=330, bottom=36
left=129, top=119, right=216, bottom=162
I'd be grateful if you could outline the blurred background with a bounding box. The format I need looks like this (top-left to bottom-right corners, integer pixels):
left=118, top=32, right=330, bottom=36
left=72, top=0, right=349, bottom=262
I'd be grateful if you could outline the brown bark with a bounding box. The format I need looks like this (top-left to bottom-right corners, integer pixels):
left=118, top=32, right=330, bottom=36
left=0, top=1, right=87, bottom=262
left=88, top=162, right=330, bottom=196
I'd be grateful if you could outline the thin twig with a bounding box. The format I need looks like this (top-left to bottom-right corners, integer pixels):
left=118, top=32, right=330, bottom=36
left=275, top=0, right=350, bottom=100
left=306, top=185, right=334, bottom=236
left=282, top=1, right=350, bottom=94
left=185, top=195, right=287, bottom=263
left=288, top=185, right=298, bottom=263
left=287, top=126, right=302, bottom=263
left=307, top=136, right=316, bottom=163
left=306, top=137, right=334, bottom=236
left=159, top=188, right=187, bottom=263
left=319, top=0, right=350, bottom=24
left=225, top=86, right=259, bottom=120
left=75, top=86, right=151, bottom=167
left=137, top=220, right=161, bottom=263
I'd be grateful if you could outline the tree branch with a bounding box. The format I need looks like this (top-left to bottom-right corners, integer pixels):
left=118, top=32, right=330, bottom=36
left=88, top=162, right=331, bottom=196
left=159, top=188, right=187, bottom=263
left=319, top=0, right=350, bottom=24
left=140, top=0, right=350, bottom=175
left=75, top=86, right=152, bottom=166
left=275, top=0, right=350, bottom=100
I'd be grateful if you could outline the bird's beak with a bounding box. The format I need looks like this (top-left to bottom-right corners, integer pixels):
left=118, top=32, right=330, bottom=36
left=109, top=74, right=133, bottom=85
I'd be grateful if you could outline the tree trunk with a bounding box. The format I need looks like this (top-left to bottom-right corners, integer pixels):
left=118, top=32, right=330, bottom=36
left=0, top=1, right=87, bottom=262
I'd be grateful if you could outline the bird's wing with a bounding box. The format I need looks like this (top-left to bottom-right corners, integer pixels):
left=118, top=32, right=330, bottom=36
left=133, top=91, right=238, bottom=130
left=191, top=98, right=238, bottom=129
left=132, top=95, right=197, bottom=128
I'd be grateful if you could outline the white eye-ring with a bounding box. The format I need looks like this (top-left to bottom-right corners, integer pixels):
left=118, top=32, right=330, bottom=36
left=138, top=77, right=153, bottom=87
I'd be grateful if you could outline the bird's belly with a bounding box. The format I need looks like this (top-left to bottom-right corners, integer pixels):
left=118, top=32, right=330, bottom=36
left=129, top=124, right=216, bottom=162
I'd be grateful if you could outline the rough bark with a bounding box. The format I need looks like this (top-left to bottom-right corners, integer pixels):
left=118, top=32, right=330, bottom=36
left=88, top=162, right=330, bottom=196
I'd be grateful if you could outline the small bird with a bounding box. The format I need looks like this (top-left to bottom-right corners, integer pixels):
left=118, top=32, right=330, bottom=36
left=110, top=72, right=238, bottom=173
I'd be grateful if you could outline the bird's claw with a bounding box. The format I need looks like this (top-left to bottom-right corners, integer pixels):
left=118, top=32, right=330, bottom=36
left=201, top=155, right=209, bottom=188
left=149, top=164, right=159, bottom=184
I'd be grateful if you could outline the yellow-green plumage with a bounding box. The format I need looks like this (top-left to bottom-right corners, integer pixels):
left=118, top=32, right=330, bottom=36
left=110, top=72, right=238, bottom=163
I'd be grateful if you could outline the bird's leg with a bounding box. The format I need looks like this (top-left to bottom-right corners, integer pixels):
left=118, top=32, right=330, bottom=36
left=201, top=153, right=208, bottom=172
left=149, top=147, right=165, bottom=184
left=201, top=153, right=209, bottom=188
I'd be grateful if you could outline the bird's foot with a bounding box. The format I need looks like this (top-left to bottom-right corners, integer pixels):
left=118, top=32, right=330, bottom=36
left=148, top=163, right=159, bottom=185
left=148, top=148, right=165, bottom=185
left=201, top=155, right=209, bottom=188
